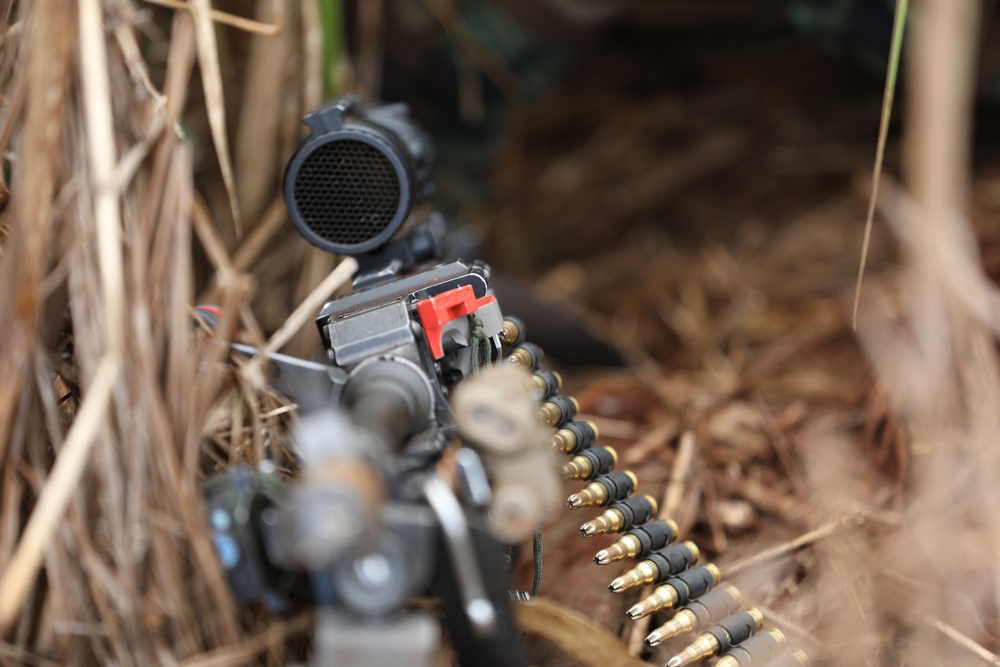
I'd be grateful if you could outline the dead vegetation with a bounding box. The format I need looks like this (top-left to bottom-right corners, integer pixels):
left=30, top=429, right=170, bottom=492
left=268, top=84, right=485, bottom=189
left=497, top=2, right=1000, bottom=666
left=2, top=0, right=1000, bottom=666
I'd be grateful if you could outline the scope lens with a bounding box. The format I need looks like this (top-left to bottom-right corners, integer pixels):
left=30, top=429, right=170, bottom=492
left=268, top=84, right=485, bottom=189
left=292, top=138, right=402, bottom=248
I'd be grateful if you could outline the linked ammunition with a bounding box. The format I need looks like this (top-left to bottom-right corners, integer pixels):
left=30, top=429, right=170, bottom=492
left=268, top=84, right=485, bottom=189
left=665, top=608, right=764, bottom=667
left=645, top=585, right=742, bottom=647
left=499, top=317, right=524, bottom=347
left=609, top=540, right=698, bottom=593
left=762, top=650, right=810, bottom=667
left=626, top=564, right=721, bottom=620
left=541, top=395, right=579, bottom=428
left=507, top=342, right=543, bottom=370
left=564, top=446, right=618, bottom=481
left=716, top=629, right=785, bottom=667
left=567, top=470, right=637, bottom=509
left=594, top=518, right=679, bottom=565
left=530, top=369, right=563, bottom=400
left=580, top=495, right=658, bottom=537
left=551, top=420, right=599, bottom=455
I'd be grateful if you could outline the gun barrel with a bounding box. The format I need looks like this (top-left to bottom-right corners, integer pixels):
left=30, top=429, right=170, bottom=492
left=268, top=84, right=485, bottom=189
left=342, top=358, right=434, bottom=451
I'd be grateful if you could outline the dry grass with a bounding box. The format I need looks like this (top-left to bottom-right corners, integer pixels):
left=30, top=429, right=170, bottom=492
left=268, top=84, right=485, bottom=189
left=2, top=0, right=1000, bottom=666
left=0, top=1, right=335, bottom=664
left=495, top=2, right=1000, bottom=666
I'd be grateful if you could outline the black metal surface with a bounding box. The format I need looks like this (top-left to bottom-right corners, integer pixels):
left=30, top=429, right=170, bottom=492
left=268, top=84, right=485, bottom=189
left=715, top=610, right=758, bottom=646
left=292, top=139, right=401, bottom=247
left=430, top=519, right=526, bottom=667
left=285, top=96, right=434, bottom=256
left=633, top=520, right=678, bottom=558
left=649, top=542, right=697, bottom=581
left=672, top=565, right=717, bottom=606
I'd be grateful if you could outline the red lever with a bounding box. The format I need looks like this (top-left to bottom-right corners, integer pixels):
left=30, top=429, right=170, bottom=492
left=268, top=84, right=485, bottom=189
left=415, top=285, right=497, bottom=359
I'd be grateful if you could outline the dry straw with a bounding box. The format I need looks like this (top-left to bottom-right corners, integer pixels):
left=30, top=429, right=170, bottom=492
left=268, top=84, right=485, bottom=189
left=854, top=0, right=1000, bottom=663
left=3, top=0, right=1000, bottom=665
left=0, top=1, right=344, bottom=663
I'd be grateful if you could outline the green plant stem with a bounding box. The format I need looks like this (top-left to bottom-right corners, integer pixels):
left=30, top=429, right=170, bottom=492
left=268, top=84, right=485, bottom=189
left=853, top=0, right=910, bottom=329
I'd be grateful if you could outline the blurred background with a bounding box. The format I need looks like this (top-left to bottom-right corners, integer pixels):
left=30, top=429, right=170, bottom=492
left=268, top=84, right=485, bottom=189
left=3, top=0, right=1000, bottom=665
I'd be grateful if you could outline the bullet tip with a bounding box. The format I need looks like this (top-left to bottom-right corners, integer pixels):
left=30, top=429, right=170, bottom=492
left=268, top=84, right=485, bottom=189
left=645, top=632, right=661, bottom=647
left=625, top=605, right=643, bottom=620
left=667, top=659, right=682, bottom=667
left=580, top=525, right=593, bottom=537
left=609, top=581, right=624, bottom=593
left=594, top=551, right=609, bottom=565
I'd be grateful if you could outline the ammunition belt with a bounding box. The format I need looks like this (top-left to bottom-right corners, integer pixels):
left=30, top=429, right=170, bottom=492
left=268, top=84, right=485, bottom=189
left=505, top=321, right=811, bottom=667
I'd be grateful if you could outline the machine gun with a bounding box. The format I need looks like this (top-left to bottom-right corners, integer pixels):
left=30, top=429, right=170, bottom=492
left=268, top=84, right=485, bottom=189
left=201, top=95, right=810, bottom=667
left=202, top=95, right=561, bottom=667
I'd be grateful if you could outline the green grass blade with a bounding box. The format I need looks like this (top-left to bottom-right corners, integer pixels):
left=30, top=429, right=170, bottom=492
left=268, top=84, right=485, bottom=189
left=318, top=0, right=345, bottom=97
left=853, top=0, right=910, bottom=329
